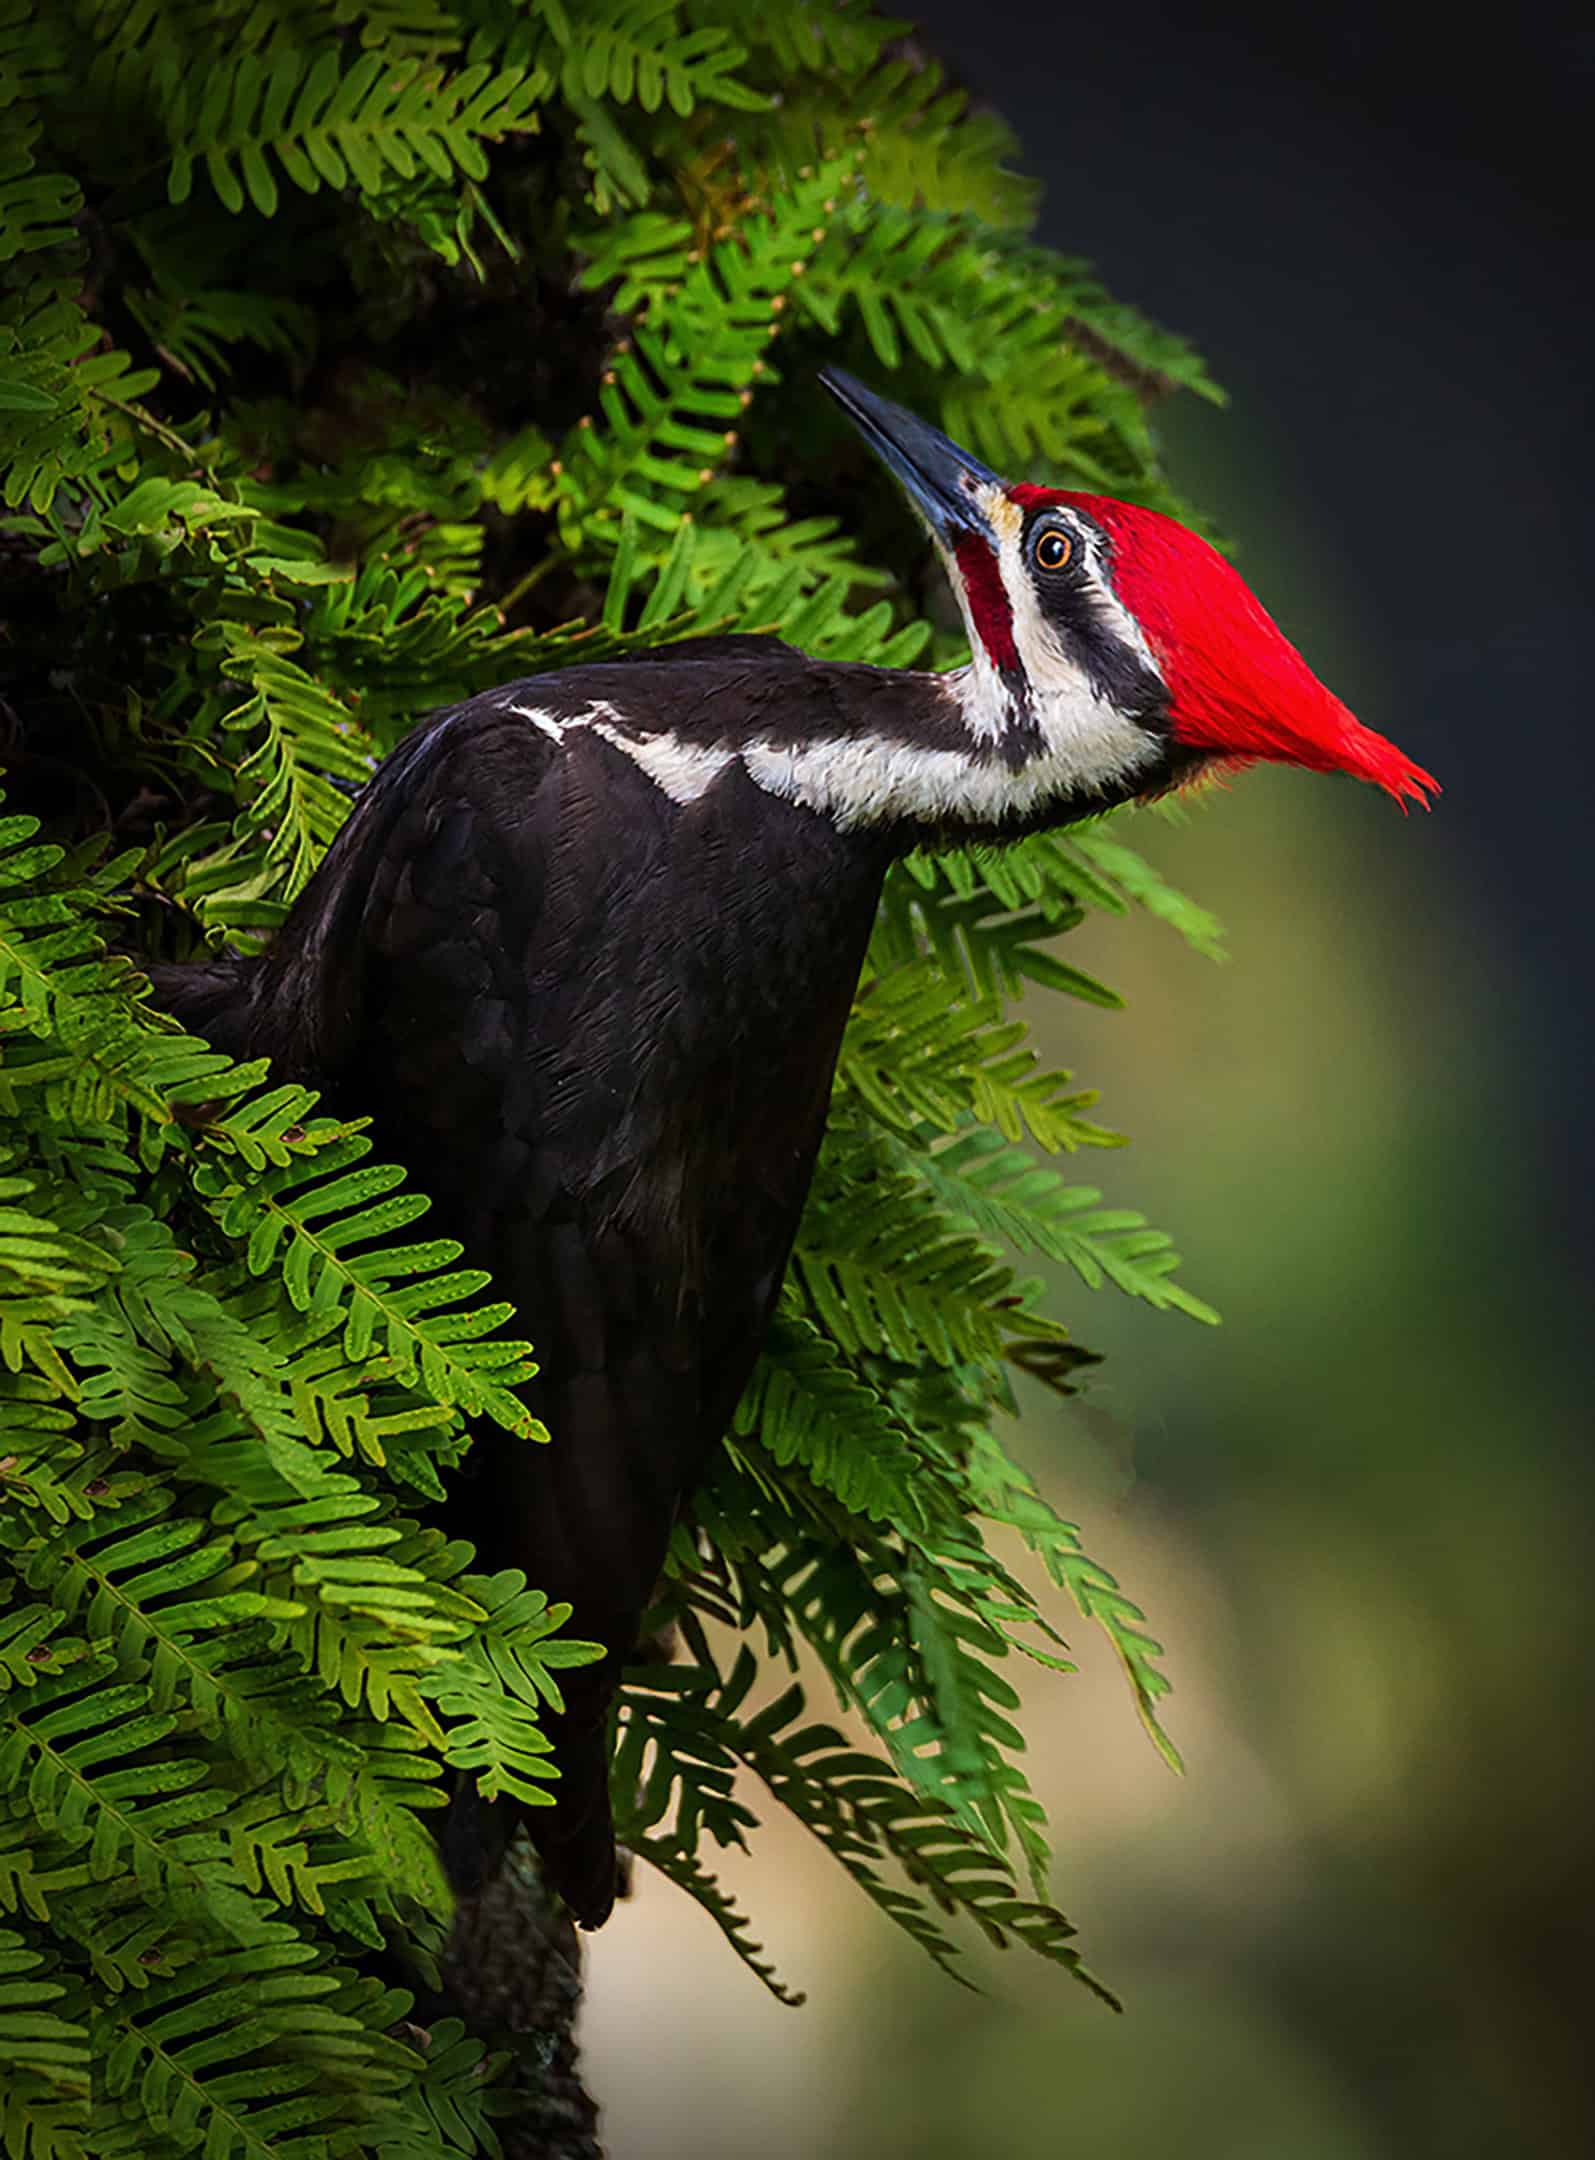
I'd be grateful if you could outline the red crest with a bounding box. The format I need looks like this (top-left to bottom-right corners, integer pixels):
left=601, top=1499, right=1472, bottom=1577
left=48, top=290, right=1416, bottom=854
left=1011, top=487, right=1437, bottom=808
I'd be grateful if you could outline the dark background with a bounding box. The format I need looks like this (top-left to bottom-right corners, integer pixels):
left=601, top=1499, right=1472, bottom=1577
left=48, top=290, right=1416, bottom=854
left=581, top=10, right=1595, bottom=2154
left=911, top=0, right=1594, bottom=1210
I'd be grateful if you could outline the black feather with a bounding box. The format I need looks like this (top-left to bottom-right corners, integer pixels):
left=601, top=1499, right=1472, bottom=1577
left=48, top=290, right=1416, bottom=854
left=144, top=955, right=262, bottom=1058
left=153, top=664, right=894, bottom=1923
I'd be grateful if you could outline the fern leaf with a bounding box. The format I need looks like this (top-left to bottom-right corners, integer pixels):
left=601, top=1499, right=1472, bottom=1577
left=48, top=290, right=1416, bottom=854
left=791, top=1166, right=1061, bottom=1370
left=904, top=1123, right=1218, bottom=1324
left=962, top=1424, right=1182, bottom=1772
left=839, top=964, right=1117, bottom=1153
left=624, top=1829, right=805, bottom=2006
left=734, top=1314, right=930, bottom=1529
left=541, top=0, right=766, bottom=119
left=165, top=52, right=552, bottom=218
left=424, top=1569, right=602, bottom=1807
left=1063, top=822, right=1227, bottom=957
left=191, top=1121, right=542, bottom=1437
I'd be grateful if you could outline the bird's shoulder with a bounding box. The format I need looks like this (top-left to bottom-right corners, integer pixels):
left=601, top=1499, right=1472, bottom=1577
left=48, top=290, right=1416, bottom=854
left=329, top=633, right=810, bottom=821
left=487, top=635, right=926, bottom=752
left=251, top=630, right=890, bottom=1090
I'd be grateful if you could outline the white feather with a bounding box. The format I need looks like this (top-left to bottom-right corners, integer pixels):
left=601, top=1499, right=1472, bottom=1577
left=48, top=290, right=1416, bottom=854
left=588, top=718, right=737, bottom=803
left=501, top=587, right=1164, bottom=834
left=503, top=702, right=569, bottom=742
left=744, top=678, right=1159, bottom=831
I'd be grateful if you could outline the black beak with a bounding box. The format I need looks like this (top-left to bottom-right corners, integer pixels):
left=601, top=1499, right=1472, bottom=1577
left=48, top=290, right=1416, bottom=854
left=819, top=367, right=1004, bottom=547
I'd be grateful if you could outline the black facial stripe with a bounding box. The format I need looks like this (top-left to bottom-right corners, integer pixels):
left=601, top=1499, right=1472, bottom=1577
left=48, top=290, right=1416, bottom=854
left=997, top=668, right=1042, bottom=766
left=1019, top=506, right=1170, bottom=734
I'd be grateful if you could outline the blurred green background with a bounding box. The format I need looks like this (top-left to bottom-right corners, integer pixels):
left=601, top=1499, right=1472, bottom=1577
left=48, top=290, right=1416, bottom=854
left=577, top=406, right=1589, bottom=2159
left=577, top=10, right=1595, bottom=2148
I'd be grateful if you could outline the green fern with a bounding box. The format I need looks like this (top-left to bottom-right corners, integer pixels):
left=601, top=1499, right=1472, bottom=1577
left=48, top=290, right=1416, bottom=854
left=563, top=162, right=847, bottom=545
left=902, top=1124, right=1219, bottom=1324
left=837, top=961, right=1121, bottom=1152
left=733, top=1313, right=930, bottom=1530
left=535, top=0, right=766, bottom=119
left=0, top=1922, right=90, bottom=2156
left=164, top=52, right=554, bottom=219
left=0, top=0, right=1237, bottom=2135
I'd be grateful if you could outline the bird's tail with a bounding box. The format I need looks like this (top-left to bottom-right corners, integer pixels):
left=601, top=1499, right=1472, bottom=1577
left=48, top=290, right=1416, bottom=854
left=526, top=1722, right=620, bottom=1929
left=442, top=1720, right=618, bottom=1931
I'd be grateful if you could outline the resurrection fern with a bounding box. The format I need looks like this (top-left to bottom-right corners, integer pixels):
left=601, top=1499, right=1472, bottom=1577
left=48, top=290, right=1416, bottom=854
left=1, top=0, right=1232, bottom=2146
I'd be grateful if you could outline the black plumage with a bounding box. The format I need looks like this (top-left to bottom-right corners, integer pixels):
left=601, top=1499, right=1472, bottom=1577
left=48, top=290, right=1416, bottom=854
left=154, top=641, right=905, bottom=1923
left=148, top=372, right=1416, bottom=1926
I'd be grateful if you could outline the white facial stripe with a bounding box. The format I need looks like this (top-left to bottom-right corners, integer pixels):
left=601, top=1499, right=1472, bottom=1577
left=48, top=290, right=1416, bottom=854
left=998, top=509, right=1163, bottom=682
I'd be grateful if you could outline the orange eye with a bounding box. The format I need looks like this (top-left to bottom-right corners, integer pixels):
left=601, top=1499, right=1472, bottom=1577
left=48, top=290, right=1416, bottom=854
left=1032, top=528, right=1073, bottom=572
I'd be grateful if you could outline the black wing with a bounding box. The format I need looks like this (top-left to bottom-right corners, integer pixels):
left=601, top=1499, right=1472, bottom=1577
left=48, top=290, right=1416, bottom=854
left=231, top=683, right=881, bottom=1921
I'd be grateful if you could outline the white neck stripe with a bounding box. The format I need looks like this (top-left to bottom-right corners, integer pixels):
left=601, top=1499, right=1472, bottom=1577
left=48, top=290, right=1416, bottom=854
left=503, top=656, right=1164, bottom=830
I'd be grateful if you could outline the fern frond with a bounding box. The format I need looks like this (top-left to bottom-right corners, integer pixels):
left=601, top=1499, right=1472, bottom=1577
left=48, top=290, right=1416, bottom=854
left=0, top=1920, right=90, bottom=2115
left=682, top=0, right=898, bottom=83
left=563, top=162, right=845, bottom=541
left=790, top=1164, right=1061, bottom=1371
left=0, top=279, right=159, bottom=514
left=368, top=2012, right=512, bottom=2160
left=962, top=1423, right=1183, bottom=1772
left=88, top=1933, right=415, bottom=2160
left=203, top=628, right=375, bottom=905
left=424, top=1569, right=603, bottom=1807
left=165, top=52, right=553, bottom=220
left=538, top=0, right=766, bottom=119
left=1063, top=823, right=1227, bottom=957
left=125, top=281, right=317, bottom=391
left=838, top=963, right=1114, bottom=1152
left=624, top=1638, right=1116, bottom=2002
left=190, top=1120, right=542, bottom=1436
left=613, top=1665, right=761, bottom=1856
left=0, top=1649, right=273, bottom=1945
left=892, top=1123, right=1218, bottom=1324
left=624, top=1827, right=805, bottom=2006
left=733, top=1313, right=930, bottom=1530
left=876, top=855, right=1126, bottom=1009
left=0, top=115, right=80, bottom=269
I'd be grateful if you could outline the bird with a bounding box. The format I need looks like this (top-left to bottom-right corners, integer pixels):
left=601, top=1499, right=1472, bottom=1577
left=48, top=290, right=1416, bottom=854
left=149, top=367, right=1437, bottom=1929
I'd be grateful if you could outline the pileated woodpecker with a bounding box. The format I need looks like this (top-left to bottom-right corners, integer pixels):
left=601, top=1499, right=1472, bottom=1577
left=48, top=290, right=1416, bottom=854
left=153, top=371, right=1436, bottom=1927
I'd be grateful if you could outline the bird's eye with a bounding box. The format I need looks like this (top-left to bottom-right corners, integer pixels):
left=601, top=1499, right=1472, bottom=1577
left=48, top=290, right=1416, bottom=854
left=1032, top=528, right=1073, bottom=573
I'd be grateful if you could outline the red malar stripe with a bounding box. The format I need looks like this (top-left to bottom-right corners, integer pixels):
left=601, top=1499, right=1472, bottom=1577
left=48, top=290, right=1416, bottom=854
left=952, top=534, right=1019, bottom=671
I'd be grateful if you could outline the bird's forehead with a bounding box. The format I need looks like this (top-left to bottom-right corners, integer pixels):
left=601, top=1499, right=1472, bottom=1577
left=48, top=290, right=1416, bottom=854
left=976, top=482, right=1024, bottom=543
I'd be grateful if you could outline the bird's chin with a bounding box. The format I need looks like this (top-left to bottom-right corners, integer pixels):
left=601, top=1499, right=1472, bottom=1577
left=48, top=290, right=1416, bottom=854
left=1151, top=747, right=1249, bottom=800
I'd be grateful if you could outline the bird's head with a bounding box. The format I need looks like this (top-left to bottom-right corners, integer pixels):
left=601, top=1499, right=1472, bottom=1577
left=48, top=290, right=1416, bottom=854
left=821, top=368, right=1436, bottom=822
